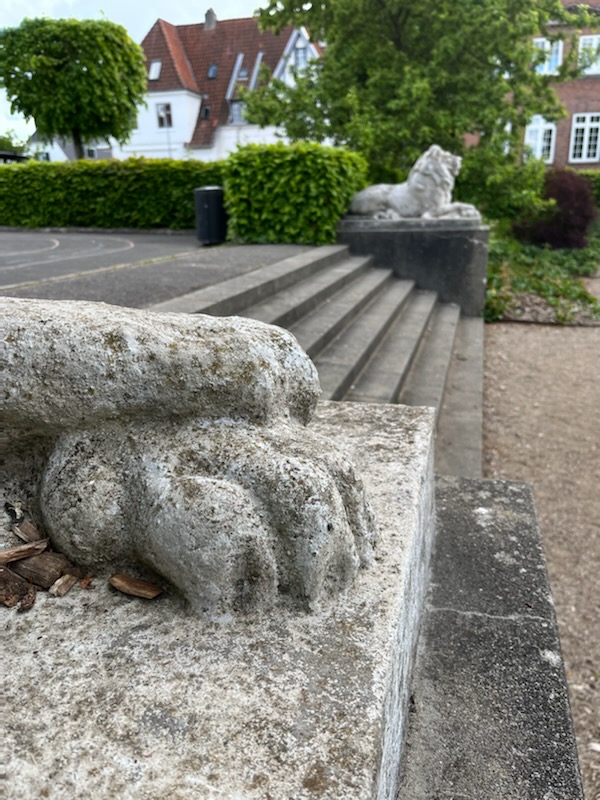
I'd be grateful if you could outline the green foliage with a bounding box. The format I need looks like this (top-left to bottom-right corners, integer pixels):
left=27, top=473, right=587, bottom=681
left=455, top=142, right=552, bottom=227
left=0, top=145, right=365, bottom=241
left=0, top=159, right=226, bottom=229
left=249, top=0, right=592, bottom=180
left=485, top=232, right=600, bottom=323
left=513, top=168, right=597, bottom=248
left=0, top=18, right=147, bottom=158
left=0, top=129, right=28, bottom=154
left=224, top=142, right=368, bottom=244
left=578, top=170, right=600, bottom=210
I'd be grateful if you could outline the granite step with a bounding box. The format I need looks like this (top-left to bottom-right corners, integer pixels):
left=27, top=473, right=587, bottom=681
left=345, top=290, right=438, bottom=405
left=435, top=316, right=484, bottom=478
left=150, top=243, right=349, bottom=315
left=241, top=254, right=373, bottom=328
left=396, top=303, right=461, bottom=413
left=309, top=279, right=415, bottom=401
left=288, top=270, right=405, bottom=359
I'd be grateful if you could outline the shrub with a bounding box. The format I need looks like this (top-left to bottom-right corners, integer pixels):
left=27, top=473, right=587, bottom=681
left=486, top=231, right=600, bottom=323
left=0, top=158, right=226, bottom=229
left=577, top=169, right=600, bottom=210
left=455, top=145, right=551, bottom=227
left=513, top=168, right=597, bottom=249
left=0, top=146, right=366, bottom=242
left=224, top=142, right=368, bottom=245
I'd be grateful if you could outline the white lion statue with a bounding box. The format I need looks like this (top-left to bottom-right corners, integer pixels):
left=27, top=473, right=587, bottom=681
left=350, top=144, right=481, bottom=221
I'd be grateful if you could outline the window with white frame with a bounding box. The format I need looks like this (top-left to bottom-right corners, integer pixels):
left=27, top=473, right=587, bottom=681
left=148, top=60, right=162, bottom=81
left=578, top=34, right=600, bottom=75
left=157, top=103, right=173, bottom=128
left=229, top=100, right=246, bottom=124
left=294, top=43, right=308, bottom=70
left=525, top=115, right=556, bottom=163
left=569, top=113, right=600, bottom=163
left=533, top=37, right=563, bottom=75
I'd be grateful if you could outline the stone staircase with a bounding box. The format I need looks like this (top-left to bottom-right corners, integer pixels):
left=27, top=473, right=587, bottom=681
left=151, top=243, right=483, bottom=476
left=151, top=242, right=582, bottom=798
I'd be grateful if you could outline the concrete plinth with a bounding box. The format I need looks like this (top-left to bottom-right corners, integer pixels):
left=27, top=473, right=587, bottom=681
left=4, top=403, right=436, bottom=800
left=398, top=476, right=584, bottom=799
left=337, top=217, right=489, bottom=316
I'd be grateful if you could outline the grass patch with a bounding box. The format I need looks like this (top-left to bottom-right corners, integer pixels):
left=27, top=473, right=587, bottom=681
left=485, top=230, right=600, bottom=324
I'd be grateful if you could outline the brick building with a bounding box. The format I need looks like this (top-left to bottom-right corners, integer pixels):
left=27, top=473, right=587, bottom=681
left=525, top=1, right=600, bottom=168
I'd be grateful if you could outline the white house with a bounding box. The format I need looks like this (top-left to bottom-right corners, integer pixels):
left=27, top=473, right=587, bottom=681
left=113, top=9, right=321, bottom=162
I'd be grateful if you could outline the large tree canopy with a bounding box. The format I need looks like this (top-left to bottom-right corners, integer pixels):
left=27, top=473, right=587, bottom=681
left=247, top=0, right=592, bottom=178
left=0, top=18, right=147, bottom=159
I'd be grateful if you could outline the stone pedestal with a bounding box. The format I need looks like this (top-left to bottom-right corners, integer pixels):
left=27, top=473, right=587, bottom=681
left=4, top=403, right=436, bottom=800
left=338, top=217, right=489, bottom=317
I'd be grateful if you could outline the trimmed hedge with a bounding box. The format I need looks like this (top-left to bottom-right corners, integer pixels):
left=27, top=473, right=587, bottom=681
left=0, top=144, right=367, bottom=243
left=224, top=143, right=368, bottom=245
left=0, top=158, right=226, bottom=229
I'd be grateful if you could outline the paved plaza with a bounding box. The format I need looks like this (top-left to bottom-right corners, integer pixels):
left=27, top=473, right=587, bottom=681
left=0, top=230, right=310, bottom=308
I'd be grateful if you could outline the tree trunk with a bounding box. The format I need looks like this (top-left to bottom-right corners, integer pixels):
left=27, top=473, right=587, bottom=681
left=72, top=129, right=85, bottom=160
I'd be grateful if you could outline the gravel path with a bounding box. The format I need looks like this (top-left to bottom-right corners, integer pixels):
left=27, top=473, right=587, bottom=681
left=483, top=316, right=600, bottom=799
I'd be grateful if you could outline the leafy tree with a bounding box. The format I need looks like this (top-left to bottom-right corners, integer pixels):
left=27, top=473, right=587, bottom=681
left=0, top=18, right=147, bottom=159
left=0, top=129, right=27, bottom=154
left=247, top=0, right=592, bottom=181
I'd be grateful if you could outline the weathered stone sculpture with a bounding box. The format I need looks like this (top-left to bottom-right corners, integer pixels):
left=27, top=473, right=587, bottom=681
left=350, top=144, right=481, bottom=221
left=2, top=298, right=377, bottom=614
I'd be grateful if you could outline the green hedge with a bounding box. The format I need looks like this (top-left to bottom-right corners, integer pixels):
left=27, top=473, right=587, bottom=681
left=0, top=144, right=367, bottom=243
left=0, top=158, right=226, bottom=229
left=224, top=143, right=368, bottom=245
left=577, top=170, right=600, bottom=210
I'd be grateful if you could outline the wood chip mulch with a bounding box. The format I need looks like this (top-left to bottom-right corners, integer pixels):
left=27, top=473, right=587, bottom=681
left=2, top=502, right=163, bottom=611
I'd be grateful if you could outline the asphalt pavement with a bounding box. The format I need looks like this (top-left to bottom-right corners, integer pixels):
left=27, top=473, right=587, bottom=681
left=0, top=230, right=311, bottom=308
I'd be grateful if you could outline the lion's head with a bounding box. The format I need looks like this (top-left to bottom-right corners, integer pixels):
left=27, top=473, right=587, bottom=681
left=406, top=145, right=461, bottom=210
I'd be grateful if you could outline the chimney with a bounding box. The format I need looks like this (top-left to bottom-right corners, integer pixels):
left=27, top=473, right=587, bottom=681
left=205, top=9, right=217, bottom=30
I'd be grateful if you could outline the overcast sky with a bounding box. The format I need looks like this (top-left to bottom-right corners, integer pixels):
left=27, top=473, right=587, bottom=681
left=0, top=0, right=262, bottom=140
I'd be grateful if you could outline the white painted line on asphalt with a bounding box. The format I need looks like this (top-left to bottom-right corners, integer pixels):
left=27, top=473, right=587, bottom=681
left=0, top=252, right=198, bottom=291
left=0, top=236, right=135, bottom=272
left=0, top=238, right=60, bottom=258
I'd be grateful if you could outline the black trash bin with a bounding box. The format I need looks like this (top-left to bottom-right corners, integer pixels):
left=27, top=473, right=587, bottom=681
left=194, top=186, right=228, bottom=245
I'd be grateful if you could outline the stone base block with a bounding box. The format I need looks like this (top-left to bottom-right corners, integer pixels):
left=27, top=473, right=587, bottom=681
left=338, top=217, right=490, bottom=317
left=4, top=402, right=436, bottom=800
left=398, top=475, right=583, bottom=799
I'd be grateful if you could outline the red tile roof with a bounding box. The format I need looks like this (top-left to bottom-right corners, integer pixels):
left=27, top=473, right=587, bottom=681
left=142, top=19, right=198, bottom=93
left=140, top=16, right=295, bottom=149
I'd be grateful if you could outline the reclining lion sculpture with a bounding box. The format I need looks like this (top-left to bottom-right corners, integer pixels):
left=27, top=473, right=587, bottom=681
left=2, top=298, right=377, bottom=614
left=350, top=144, right=481, bottom=221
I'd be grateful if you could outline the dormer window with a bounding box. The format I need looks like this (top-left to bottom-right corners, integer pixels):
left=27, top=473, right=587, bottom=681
left=294, top=45, right=308, bottom=70
left=148, top=60, right=162, bottom=80
left=238, top=67, right=249, bottom=80
left=208, top=64, right=218, bottom=79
